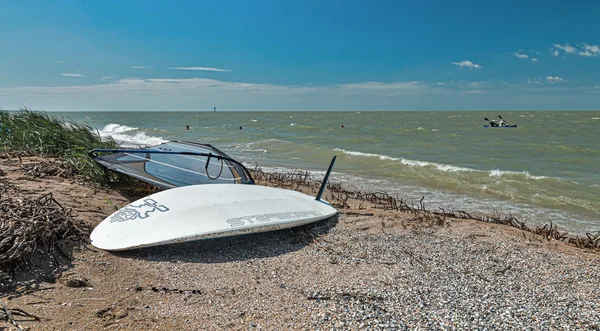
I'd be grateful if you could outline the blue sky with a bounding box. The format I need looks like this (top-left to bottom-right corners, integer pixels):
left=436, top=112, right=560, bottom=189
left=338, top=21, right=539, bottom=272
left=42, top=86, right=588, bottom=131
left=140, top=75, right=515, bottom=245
left=1, top=0, right=599, bottom=111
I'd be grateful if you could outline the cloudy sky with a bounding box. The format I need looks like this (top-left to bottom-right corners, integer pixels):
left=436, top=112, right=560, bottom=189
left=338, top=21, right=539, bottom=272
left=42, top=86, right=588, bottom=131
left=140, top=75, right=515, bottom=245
left=1, top=0, right=599, bottom=111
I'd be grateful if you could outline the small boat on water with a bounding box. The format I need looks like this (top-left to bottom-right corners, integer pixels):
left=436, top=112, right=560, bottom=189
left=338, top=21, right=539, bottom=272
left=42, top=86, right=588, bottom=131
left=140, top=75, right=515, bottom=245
left=484, top=124, right=517, bottom=128
left=484, top=116, right=516, bottom=128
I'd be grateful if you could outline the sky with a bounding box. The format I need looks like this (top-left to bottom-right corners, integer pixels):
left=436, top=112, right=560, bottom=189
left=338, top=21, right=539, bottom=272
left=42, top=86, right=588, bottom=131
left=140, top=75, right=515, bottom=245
left=1, top=0, right=599, bottom=111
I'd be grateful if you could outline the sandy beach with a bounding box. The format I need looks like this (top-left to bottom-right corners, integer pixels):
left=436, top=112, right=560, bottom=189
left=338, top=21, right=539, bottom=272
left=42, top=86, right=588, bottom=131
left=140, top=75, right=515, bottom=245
left=1, top=155, right=599, bottom=330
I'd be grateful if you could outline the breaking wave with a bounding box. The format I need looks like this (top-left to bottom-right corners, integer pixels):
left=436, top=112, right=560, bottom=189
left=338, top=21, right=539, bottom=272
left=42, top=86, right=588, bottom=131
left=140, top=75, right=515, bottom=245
left=97, top=123, right=167, bottom=147
left=334, top=148, right=476, bottom=173
left=333, top=148, right=555, bottom=178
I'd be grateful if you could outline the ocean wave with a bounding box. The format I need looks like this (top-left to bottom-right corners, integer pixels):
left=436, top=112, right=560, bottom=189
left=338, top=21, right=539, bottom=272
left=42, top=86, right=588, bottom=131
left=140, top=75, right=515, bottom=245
left=101, top=123, right=138, bottom=133
left=334, top=148, right=400, bottom=161
left=333, top=148, right=475, bottom=172
left=97, top=123, right=167, bottom=147
left=489, top=169, right=548, bottom=180
left=227, top=138, right=289, bottom=152
left=400, top=159, right=476, bottom=172
left=243, top=149, right=268, bottom=154
left=333, top=148, right=562, bottom=179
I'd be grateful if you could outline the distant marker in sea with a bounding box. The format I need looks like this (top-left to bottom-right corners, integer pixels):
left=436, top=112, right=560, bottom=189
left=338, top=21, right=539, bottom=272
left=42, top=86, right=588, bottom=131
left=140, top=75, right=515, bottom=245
left=214, top=107, right=216, bottom=112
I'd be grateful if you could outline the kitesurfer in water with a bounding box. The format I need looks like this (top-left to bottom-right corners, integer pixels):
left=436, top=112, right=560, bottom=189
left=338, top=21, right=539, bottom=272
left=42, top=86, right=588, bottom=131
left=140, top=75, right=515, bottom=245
left=185, top=125, right=190, bottom=130
left=488, top=120, right=499, bottom=127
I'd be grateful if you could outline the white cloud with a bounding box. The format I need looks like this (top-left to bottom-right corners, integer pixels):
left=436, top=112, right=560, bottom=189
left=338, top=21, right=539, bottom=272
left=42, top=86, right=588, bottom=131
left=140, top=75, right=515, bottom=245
left=60, top=73, right=84, bottom=77
left=552, top=43, right=600, bottom=57
left=513, top=52, right=528, bottom=59
left=578, top=44, right=600, bottom=57
left=546, top=76, right=566, bottom=84
left=528, top=77, right=542, bottom=85
left=451, top=60, right=482, bottom=69
left=336, top=81, right=423, bottom=90
left=130, top=66, right=148, bottom=69
left=452, top=80, right=496, bottom=91
left=334, top=81, right=425, bottom=97
left=513, top=51, right=539, bottom=62
left=4, top=77, right=599, bottom=110
left=553, top=44, right=577, bottom=54
left=101, top=76, right=114, bottom=81
left=0, top=77, right=427, bottom=110
left=168, top=66, right=231, bottom=72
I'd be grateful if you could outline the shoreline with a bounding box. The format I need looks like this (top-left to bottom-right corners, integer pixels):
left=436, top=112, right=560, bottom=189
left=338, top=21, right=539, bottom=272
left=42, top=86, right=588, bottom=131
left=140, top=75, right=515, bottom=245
left=1, top=155, right=599, bottom=329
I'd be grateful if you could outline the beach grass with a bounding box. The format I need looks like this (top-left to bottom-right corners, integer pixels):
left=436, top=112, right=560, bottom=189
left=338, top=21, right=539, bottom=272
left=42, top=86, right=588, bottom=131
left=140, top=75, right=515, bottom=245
left=0, top=108, right=117, bottom=182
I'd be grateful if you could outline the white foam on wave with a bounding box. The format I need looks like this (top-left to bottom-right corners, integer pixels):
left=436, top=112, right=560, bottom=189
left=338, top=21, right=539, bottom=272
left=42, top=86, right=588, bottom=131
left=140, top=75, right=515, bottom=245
left=101, top=123, right=138, bottom=133
left=489, top=169, right=548, bottom=180
left=334, top=148, right=398, bottom=160
left=290, top=123, right=296, bottom=126
left=97, top=123, right=167, bottom=147
left=333, top=148, right=476, bottom=173
left=333, top=148, right=562, bottom=180
left=227, top=138, right=289, bottom=154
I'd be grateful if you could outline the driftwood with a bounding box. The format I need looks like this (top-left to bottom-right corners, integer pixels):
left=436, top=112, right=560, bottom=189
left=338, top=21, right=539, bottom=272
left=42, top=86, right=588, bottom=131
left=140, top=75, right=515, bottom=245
left=0, top=180, right=90, bottom=271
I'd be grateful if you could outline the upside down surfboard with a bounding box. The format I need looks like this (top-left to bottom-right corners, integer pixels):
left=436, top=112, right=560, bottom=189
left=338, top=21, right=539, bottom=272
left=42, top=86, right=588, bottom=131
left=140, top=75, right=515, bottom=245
left=90, top=184, right=337, bottom=251
left=90, top=157, right=338, bottom=251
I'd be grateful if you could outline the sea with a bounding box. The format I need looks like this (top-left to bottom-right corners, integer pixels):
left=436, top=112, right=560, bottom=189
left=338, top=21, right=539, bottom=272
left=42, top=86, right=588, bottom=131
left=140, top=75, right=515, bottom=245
left=50, top=110, right=599, bottom=234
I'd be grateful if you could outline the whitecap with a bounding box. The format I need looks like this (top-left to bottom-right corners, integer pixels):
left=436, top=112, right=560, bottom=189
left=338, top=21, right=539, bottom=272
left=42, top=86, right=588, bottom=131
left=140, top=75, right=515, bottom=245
left=489, top=169, right=548, bottom=180
left=97, top=123, right=167, bottom=147
left=101, top=123, right=138, bottom=133
left=333, top=148, right=477, bottom=173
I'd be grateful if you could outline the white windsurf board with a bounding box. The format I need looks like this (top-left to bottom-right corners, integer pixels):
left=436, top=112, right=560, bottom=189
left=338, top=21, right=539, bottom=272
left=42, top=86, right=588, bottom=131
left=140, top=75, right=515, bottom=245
left=90, top=184, right=337, bottom=251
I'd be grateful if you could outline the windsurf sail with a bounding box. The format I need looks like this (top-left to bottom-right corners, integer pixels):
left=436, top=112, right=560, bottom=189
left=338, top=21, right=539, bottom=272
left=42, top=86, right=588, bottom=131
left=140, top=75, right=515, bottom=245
left=89, top=141, right=255, bottom=189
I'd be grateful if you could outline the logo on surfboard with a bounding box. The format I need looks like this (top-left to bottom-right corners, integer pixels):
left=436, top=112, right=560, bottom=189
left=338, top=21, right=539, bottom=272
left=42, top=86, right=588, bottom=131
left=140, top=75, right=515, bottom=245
left=226, top=210, right=322, bottom=227
left=110, top=198, right=169, bottom=223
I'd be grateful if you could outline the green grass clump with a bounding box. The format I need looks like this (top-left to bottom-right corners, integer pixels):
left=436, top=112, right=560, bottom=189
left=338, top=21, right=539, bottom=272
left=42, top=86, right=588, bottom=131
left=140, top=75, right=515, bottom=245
left=0, top=108, right=118, bottom=182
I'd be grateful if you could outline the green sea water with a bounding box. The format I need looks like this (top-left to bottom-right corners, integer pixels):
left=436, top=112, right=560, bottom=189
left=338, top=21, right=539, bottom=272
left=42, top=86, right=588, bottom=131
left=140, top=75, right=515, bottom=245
left=53, top=110, right=600, bottom=233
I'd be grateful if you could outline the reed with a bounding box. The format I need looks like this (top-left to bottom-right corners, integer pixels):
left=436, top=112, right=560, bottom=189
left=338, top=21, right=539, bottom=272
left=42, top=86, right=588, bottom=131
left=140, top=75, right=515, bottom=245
left=0, top=108, right=117, bottom=182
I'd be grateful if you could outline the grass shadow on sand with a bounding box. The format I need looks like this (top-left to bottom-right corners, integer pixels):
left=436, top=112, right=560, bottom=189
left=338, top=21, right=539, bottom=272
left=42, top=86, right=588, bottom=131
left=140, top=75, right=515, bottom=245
left=109, top=215, right=339, bottom=264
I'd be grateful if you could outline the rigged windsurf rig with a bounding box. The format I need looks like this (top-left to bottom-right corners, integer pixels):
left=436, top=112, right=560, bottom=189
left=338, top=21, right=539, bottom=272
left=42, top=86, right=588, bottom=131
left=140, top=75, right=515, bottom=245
left=89, top=140, right=255, bottom=190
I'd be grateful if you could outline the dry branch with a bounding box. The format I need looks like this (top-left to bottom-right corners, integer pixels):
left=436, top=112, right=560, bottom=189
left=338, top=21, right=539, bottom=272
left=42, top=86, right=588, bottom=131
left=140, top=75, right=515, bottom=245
left=0, top=180, right=91, bottom=277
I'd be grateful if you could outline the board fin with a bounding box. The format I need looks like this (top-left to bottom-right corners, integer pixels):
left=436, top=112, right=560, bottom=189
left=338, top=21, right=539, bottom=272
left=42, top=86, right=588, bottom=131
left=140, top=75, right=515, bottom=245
left=315, top=156, right=336, bottom=201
